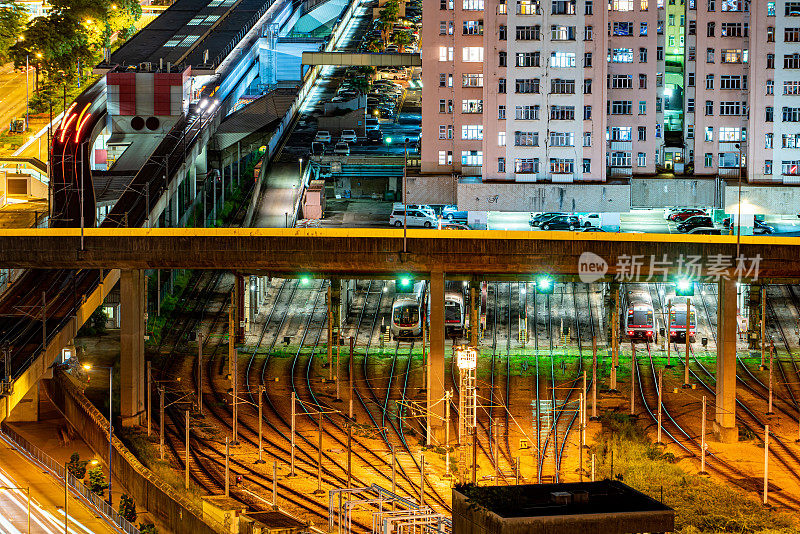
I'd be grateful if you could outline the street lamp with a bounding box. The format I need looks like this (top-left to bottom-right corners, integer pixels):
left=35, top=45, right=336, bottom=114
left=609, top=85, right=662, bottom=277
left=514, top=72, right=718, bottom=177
left=0, top=486, right=30, bottom=534
left=82, top=364, right=113, bottom=506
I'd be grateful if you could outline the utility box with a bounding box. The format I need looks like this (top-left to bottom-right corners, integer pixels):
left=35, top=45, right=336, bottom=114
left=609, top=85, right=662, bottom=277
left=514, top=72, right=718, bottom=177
left=202, top=495, right=248, bottom=534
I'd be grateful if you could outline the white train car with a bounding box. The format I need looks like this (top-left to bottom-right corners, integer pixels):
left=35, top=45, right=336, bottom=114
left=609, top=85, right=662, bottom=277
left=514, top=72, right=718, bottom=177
left=391, top=281, right=426, bottom=340
left=668, top=297, right=696, bottom=342
left=444, top=283, right=466, bottom=338
left=623, top=287, right=656, bottom=341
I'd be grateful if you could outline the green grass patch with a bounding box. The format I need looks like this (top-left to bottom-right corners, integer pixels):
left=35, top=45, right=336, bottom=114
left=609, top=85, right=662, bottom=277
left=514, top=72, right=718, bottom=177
left=590, top=413, right=796, bottom=533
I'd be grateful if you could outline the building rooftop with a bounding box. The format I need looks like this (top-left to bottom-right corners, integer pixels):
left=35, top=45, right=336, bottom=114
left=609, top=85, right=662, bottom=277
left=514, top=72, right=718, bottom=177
left=105, top=0, right=273, bottom=70
left=455, top=480, right=672, bottom=519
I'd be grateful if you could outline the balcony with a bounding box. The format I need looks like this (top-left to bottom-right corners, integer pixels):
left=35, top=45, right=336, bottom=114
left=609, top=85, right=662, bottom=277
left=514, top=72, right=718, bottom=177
left=552, top=173, right=574, bottom=182
left=462, top=165, right=483, bottom=176
left=608, top=167, right=633, bottom=177
left=610, top=141, right=632, bottom=151
left=515, top=172, right=539, bottom=182
left=719, top=141, right=742, bottom=153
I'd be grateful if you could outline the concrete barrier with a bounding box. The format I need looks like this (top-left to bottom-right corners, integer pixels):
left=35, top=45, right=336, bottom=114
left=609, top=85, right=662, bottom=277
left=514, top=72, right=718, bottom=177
left=44, top=370, right=224, bottom=534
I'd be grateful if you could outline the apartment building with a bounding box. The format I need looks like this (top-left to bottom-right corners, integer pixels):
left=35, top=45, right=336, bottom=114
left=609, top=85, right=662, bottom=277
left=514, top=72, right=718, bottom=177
left=422, top=0, right=800, bottom=186
left=422, top=0, right=666, bottom=182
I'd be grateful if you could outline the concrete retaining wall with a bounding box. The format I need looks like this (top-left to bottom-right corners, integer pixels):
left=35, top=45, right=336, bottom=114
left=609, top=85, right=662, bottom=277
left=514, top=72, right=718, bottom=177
left=457, top=182, right=631, bottom=213
left=723, top=184, right=800, bottom=214
left=630, top=178, right=720, bottom=208
left=44, top=371, right=222, bottom=534
left=406, top=174, right=457, bottom=205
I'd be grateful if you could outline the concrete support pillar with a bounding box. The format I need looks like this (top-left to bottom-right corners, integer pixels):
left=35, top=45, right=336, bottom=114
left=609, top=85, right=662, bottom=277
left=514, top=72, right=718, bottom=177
left=7, top=382, right=39, bottom=422
left=714, top=277, right=738, bottom=443
left=428, top=271, right=445, bottom=441
left=120, top=269, right=146, bottom=427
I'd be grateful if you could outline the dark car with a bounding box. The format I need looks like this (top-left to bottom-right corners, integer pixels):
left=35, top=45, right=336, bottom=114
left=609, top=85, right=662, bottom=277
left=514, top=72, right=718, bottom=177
left=529, top=212, right=566, bottom=227
left=366, top=129, right=384, bottom=144
left=669, top=208, right=706, bottom=222
left=582, top=227, right=606, bottom=232
left=687, top=226, right=722, bottom=235
left=754, top=219, right=774, bottom=235
left=677, top=215, right=714, bottom=232
left=540, top=215, right=580, bottom=231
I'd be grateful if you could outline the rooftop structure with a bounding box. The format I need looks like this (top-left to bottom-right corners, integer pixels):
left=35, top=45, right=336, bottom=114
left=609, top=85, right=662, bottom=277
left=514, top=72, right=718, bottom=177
left=452, top=480, right=675, bottom=534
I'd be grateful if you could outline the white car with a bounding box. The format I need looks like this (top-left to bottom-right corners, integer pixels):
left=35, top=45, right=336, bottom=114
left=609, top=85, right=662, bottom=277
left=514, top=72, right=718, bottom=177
left=340, top=130, right=357, bottom=143
left=580, top=213, right=601, bottom=228
left=315, top=130, right=331, bottom=143
left=392, top=203, right=435, bottom=218
left=333, top=142, right=350, bottom=155
left=389, top=208, right=437, bottom=228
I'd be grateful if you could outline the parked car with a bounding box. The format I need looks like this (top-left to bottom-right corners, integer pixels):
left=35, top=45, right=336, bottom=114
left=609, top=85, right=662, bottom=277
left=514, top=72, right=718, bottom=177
left=442, top=205, right=468, bottom=220
left=687, top=226, right=722, bottom=235
left=340, top=130, right=357, bottom=143
left=365, top=118, right=380, bottom=131
left=540, top=215, right=580, bottom=231
left=389, top=209, right=437, bottom=227
left=441, top=221, right=471, bottom=230
left=669, top=208, right=707, bottom=222
left=582, top=227, right=606, bottom=232
left=333, top=142, right=350, bottom=156
left=311, top=142, right=325, bottom=156
left=314, top=130, right=331, bottom=143
left=393, top=203, right=436, bottom=218
left=579, top=213, right=601, bottom=228
left=754, top=219, right=775, bottom=235
left=676, top=215, right=715, bottom=232
left=529, top=212, right=566, bottom=227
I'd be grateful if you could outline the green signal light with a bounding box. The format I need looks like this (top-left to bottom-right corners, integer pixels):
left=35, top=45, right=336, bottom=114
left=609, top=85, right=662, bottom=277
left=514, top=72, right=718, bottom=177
left=535, top=275, right=555, bottom=294
left=675, top=279, right=694, bottom=296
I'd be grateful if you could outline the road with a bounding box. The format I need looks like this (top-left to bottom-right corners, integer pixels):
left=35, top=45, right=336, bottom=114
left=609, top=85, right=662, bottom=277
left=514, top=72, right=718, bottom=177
left=0, top=433, right=119, bottom=534
left=0, top=62, right=31, bottom=134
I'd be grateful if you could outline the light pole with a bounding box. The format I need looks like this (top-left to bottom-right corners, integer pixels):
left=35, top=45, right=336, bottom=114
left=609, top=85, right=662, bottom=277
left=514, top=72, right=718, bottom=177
left=403, top=139, right=407, bottom=253
left=82, top=364, right=113, bottom=506
left=25, top=54, right=29, bottom=130
left=0, top=486, right=30, bottom=534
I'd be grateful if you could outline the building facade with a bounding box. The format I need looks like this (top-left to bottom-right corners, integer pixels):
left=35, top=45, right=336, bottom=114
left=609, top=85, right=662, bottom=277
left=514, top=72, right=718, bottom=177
left=422, top=0, right=799, bottom=184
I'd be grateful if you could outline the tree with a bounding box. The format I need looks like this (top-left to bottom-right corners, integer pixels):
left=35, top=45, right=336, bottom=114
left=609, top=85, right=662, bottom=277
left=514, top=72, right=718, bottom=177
left=118, top=494, right=137, bottom=523
left=0, top=1, right=25, bottom=64
left=367, top=39, right=383, bottom=53
left=351, top=76, right=371, bottom=95
left=66, top=452, right=88, bottom=480
left=393, top=30, right=413, bottom=52
left=139, top=523, right=157, bottom=534
left=87, top=466, right=108, bottom=496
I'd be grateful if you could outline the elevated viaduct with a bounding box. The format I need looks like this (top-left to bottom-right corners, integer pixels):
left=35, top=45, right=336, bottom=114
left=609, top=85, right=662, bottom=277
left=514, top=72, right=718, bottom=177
left=2, top=228, right=795, bottom=443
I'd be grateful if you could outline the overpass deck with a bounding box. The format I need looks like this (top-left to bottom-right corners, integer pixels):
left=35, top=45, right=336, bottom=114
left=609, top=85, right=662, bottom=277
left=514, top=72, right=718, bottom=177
left=0, top=229, right=796, bottom=280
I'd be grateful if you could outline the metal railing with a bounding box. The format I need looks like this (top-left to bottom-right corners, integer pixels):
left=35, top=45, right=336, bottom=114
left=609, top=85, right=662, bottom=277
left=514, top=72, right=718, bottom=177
left=0, top=424, right=141, bottom=534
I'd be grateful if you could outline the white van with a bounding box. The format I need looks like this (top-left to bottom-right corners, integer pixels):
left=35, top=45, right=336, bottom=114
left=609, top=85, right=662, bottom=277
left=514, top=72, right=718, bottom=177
left=389, top=208, right=437, bottom=228
left=392, top=203, right=436, bottom=218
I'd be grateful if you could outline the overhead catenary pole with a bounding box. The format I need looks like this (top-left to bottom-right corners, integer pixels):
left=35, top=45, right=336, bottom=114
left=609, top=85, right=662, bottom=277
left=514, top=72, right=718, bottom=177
left=630, top=346, right=636, bottom=416
left=159, top=386, right=165, bottom=460
left=198, top=332, right=204, bottom=415
left=290, top=391, right=296, bottom=476
left=185, top=410, right=190, bottom=489
left=700, top=396, right=707, bottom=475
left=348, top=336, right=354, bottom=488
left=764, top=424, right=770, bottom=505
left=666, top=302, right=673, bottom=368
left=256, top=385, right=265, bottom=464
left=683, top=297, right=691, bottom=387
left=147, top=361, right=152, bottom=436
left=419, top=451, right=425, bottom=508
left=761, top=286, right=766, bottom=369
left=611, top=286, right=619, bottom=391
left=317, top=409, right=323, bottom=494
left=591, top=337, right=598, bottom=419
left=767, top=342, right=775, bottom=416
left=657, top=368, right=664, bottom=444
left=445, top=390, right=451, bottom=478
left=225, top=437, right=230, bottom=497
left=272, top=461, right=278, bottom=508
